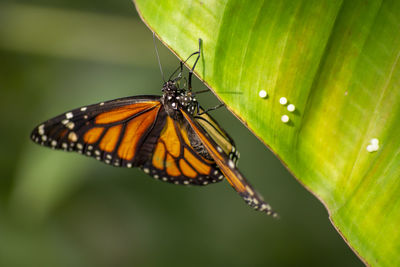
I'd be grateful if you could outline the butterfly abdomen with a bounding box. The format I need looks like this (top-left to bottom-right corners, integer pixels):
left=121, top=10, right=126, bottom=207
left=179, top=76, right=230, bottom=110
left=186, top=124, right=214, bottom=161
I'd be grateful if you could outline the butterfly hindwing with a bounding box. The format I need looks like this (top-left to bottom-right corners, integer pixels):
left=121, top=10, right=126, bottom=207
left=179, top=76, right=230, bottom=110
left=194, top=108, right=239, bottom=163
left=141, top=116, right=225, bottom=185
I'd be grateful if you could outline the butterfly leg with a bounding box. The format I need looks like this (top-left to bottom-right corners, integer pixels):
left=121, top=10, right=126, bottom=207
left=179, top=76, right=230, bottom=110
left=197, top=103, right=225, bottom=115
left=176, top=61, right=183, bottom=81
left=188, top=39, right=201, bottom=92
left=192, top=88, right=211, bottom=95
left=168, top=40, right=201, bottom=83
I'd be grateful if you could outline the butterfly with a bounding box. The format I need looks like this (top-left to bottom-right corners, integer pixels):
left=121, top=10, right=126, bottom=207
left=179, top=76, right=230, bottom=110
left=31, top=39, right=277, bottom=217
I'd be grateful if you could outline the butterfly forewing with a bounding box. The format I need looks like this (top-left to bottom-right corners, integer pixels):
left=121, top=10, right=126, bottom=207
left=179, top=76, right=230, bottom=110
left=31, top=96, right=162, bottom=168
left=181, top=109, right=277, bottom=216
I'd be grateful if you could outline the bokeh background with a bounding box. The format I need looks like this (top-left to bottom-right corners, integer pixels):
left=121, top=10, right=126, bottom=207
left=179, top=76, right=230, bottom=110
left=0, top=1, right=363, bottom=266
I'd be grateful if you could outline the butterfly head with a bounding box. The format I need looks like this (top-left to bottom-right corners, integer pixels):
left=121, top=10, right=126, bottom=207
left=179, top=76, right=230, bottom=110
left=162, top=80, right=198, bottom=117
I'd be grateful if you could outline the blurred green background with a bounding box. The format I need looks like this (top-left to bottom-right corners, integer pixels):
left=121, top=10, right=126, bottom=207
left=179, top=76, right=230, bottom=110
left=0, top=1, right=363, bottom=266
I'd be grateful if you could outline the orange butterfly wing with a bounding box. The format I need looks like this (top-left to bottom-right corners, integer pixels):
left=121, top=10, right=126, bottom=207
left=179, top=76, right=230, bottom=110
left=31, top=96, right=164, bottom=168
left=141, top=116, right=225, bottom=185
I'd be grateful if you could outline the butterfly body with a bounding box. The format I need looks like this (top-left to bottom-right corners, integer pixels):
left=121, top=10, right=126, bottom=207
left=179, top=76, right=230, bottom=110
left=31, top=44, right=277, bottom=216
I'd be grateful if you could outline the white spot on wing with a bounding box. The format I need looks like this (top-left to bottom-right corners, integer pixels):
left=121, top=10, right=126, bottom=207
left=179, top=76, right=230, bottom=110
left=68, top=132, right=78, bottom=142
left=80, top=107, right=87, bottom=111
left=228, top=160, right=235, bottom=169
left=260, top=203, right=271, bottom=211
left=65, top=112, right=73, bottom=119
left=66, top=122, right=75, bottom=129
left=38, top=124, right=45, bottom=135
left=245, top=185, right=254, bottom=196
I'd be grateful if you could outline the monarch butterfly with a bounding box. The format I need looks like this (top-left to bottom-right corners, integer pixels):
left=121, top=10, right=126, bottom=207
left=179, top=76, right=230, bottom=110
left=31, top=39, right=277, bottom=217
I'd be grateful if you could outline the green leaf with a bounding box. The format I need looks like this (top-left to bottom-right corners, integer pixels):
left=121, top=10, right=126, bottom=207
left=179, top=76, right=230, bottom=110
left=134, top=0, right=400, bottom=265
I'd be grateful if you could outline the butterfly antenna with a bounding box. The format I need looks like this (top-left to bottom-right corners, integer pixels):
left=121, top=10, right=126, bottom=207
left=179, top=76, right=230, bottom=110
left=153, top=32, right=165, bottom=83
